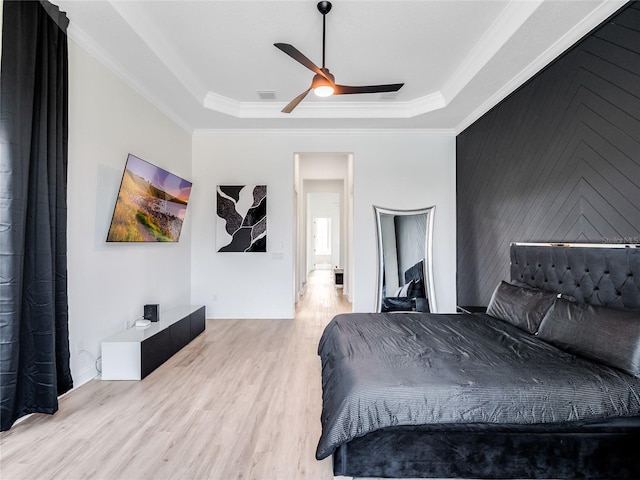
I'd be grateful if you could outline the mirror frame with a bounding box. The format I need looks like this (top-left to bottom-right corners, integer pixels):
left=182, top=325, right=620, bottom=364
left=373, top=205, right=437, bottom=313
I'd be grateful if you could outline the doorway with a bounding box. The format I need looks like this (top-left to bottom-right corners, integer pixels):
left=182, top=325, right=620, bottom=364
left=309, top=193, right=340, bottom=271
left=312, top=216, right=334, bottom=270
left=294, top=153, right=353, bottom=303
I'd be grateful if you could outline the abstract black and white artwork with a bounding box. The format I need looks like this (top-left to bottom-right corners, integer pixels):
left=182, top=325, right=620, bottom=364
left=216, top=185, right=267, bottom=252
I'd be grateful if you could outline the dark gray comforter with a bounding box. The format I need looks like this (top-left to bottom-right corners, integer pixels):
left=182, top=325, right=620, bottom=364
left=316, top=312, right=640, bottom=460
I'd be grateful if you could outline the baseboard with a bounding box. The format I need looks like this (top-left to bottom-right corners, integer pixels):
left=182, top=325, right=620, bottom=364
left=72, top=365, right=98, bottom=388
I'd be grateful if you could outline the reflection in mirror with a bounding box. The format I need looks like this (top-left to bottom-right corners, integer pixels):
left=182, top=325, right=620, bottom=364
left=374, top=206, right=436, bottom=313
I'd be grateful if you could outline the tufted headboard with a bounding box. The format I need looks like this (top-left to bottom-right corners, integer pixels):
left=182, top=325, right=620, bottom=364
left=404, top=259, right=425, bottom=285
left=510, top=243, right=640, bottom=309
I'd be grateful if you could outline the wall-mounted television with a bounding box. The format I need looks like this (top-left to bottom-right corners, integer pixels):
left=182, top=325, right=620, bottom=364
left=107, top=154, right=192, bottom=242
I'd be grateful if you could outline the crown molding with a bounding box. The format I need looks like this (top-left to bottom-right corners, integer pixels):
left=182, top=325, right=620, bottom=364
left=202, top=1, right=541, bottom=119
left=63, top=0, right=626, bottom=130
left=453, top=0, right=628, bottom=134
left=107, top=0, right=208, bottom=103
left=441, top=0, right=542, bottom=103
left=203, top=91, right=447, bottom=118
left=67, top=22, right=193, bottom=133
left=68, top=1, right=449, bottom=124
left=193, top=128, right=456, bottom=137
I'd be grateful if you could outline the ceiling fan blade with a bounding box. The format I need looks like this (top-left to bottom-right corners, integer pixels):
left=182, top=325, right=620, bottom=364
left=274, top=43, right=330, bottom=80
left=282, top=87, right=312, bottom=113
left=334, top=83, right=404, bottom=95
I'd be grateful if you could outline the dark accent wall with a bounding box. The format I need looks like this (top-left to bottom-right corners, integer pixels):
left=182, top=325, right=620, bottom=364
left=456, top=2, right=640, bottom=307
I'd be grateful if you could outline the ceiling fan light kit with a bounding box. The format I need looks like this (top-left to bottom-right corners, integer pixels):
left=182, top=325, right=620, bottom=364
left=314, top=85, right=334, bottom=98
left=274, top=1, right=404, bottom=113
left=312, top=71, right=335, bottom=97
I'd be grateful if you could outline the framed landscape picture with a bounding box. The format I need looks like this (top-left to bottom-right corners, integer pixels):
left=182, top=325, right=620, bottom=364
left=216, top=185, right=267, bottom=252
left=107, top=154, right=192, bottom=242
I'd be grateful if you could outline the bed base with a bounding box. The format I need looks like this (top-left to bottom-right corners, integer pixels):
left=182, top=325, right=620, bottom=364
left=333, top=418, right=640, bottom=478
left=330, top=244, right=640, bottom=478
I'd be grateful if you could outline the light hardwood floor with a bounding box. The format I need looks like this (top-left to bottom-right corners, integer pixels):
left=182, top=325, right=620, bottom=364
left=0, top=270, right=352, bottom=480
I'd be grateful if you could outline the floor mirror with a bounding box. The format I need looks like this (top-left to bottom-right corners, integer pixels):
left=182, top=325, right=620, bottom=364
left=374, top=205, right=436, bottom=313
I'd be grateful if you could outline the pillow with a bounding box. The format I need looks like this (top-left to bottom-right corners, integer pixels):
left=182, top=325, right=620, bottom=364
left=537, top=297, right=640, bottom=377
left=486, top=281, right=557, bottom=334
left=398, top=280, right=413, bottom=297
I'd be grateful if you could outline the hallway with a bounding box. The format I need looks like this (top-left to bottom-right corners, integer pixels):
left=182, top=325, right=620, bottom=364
left=296, top=269, right=352, bottom=326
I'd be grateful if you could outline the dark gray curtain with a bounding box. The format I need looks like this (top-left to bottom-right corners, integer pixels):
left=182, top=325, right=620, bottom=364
left=1, top=0, right=73, bottom=431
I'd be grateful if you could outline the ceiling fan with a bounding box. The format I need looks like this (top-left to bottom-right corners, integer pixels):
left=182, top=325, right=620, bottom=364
left=274, top=1, right=404, bottom=113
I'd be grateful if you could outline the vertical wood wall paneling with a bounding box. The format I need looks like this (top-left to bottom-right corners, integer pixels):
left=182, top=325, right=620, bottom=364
left=456, top=2, right=640, bottom=307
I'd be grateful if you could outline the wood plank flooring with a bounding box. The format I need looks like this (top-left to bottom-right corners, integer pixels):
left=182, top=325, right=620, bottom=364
left=0, top=270, right=351, bottom=480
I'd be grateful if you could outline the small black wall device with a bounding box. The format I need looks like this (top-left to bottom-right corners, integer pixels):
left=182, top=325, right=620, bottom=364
left=144, top=304, right=159, bottom=322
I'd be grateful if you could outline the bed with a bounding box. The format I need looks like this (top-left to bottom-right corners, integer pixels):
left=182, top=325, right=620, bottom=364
left=381, top=259, right=430, bottom=313
left=317, top=243, right=640, bottom=478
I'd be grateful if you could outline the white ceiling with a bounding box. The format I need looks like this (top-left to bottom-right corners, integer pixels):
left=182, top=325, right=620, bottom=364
left=52, top=0, right=627, bottom=133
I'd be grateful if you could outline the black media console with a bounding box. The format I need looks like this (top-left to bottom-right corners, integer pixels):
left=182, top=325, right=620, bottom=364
left=102, top=305, right=205, bottom=380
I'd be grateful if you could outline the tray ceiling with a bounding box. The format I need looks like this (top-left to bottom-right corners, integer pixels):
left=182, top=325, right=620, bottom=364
left=52, top=0, right=627, bottom=132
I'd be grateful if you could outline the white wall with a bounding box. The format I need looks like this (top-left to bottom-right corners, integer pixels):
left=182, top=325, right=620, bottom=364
left=66, top=41, right=192, bottom=385
left=189, top=134, right=295, bottom=319
left=191, top=131, right=457, bottom=317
